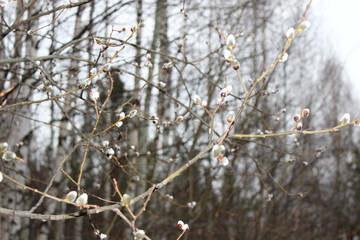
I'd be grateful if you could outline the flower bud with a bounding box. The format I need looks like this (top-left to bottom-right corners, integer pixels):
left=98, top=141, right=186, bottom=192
left=226, top=111, right=235, bottom=123
left=117, top=112, right=125, bottom=120
left=218, top=156, right=229, bottom=166
left=232, top=59, right=240, bottom=70
left=220, top=85, right=232, bottom=97
left=100, top=140, right=109, bottom=148
left=177, top=220, right=184, bottom=229
left=299, top=21, right=311, bottom=32
left=226, top=34, right=236, bottom=50
left=286, top=27, right=295, bottom=40
left=301, top=108, right=310, bottom=118
left=279, top=52, right=288, bottom=62
left=201, top=100, right=208, bottom=108
left=145, top=61, right=153, bottom=69
left=211, top=144, right=224, bottom=157
left=193, top=94, right=201, bottom=105
left=66, top=191, right=77, bottom=202
left=90, top=90, right=100, bottom=101
left=0, top=171, right=3, bottom=183
left=293, top=114, right=301, bottom=122
left=80, top=78, right=91, bottom=88
left=116, top=121, right=123, bottom=128
left=224, top=49, right=234, bottom=62
left=295, top=121, right=303, bottom=131
left=339, top=113, right=350, bottom=124
left=158, top=81, right=166, bottom=88
left=162, top=62, right=173, bottom=70
left=76, top=193, right=88, bottom=205
left=90, top=68, right=97, bottom=76
left=2, top=151, right=16, bottom=161
left=106, top=148, right=115, bottom=158
left=187, top=201, right=197, bottom=208
left=182, top=224, right=190, bottom=232
left=0, top=142, right=8, bottom=151
left=122, top=193, right=131, bottom=206
left=134, top=230, right=145, bottom=240
left=220, top=144, right=226, bottom=153
left=129, top=110, right=137, bottom=118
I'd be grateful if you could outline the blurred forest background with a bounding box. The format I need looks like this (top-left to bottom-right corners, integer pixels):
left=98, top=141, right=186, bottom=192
left=1, top=0, right=360, bottom=239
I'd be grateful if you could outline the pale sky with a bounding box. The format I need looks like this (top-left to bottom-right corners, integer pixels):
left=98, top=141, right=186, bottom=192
left=315, top=0, right=360, bottom=96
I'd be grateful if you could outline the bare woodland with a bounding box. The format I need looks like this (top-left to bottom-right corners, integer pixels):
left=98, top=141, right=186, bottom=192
left=1, top=0, right=360, bottom=239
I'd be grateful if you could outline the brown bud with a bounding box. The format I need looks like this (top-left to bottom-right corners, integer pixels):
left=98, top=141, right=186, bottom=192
left=293, top=114, right=301, bottom=122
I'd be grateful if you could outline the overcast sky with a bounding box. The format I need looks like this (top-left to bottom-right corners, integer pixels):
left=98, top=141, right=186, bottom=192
left=314, top=0, right=360, bottom=96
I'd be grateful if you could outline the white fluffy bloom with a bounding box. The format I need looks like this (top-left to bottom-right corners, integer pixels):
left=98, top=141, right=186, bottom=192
left=116, top=121, right=123, bottom=128
left=162, top=62, right=173, bottom=70
left=177, top=220, right=184, bottom=229
left=89, top=68, right=98, bottom=83
left=90, top=90, right=100, bottom=101
left=129, top=110, right=137, bottom=118
left=299, top=21, right=311, bottom=31
left=301, top=108, right=310, bottom=118
left=90, top=68, right=97, bottom=76
left=340, top=113, right=351, bottom=124
left=226, top=34, right=236, bottom=50
left=201, top=100, right=208, bottom=108
left=134, top=229, right=145, bottom=240
left=211, top=144, right=223, bottom=157
left=2, top=151, right=16, bottom=161
left=219, top=156, right=229, bottom=166
left=227, top=111, right=235, bottom=123
left=122, top=193, right=131, bottom=206
left=193, top=94, right=201, bottom=105
left=99, top=233, right=107, bottom=239
left=224, top=49, right=234, bottom=62
left=182, top=224, right=190, bottom=231
left=279, top=52, right=288, bottom=62
left=117, top=112, right=125, bottom=120
left=286, top=27, right=295, bottom=40
left=220, top=85, right=233, bottom=97
left=100, top=140, right=109, bottom=148
left=106, top=148, right=115, bottom=159
left=66, top=191, right=77, bottom=202
left=76, top=193, right=88, bottom=205
left=187, top=201, right=197, bottom=209
left=0, top=142, right=8, bottom=151
left=177, top=116, right=184, bottom=121
left=158, top=81, right=166, bottom=88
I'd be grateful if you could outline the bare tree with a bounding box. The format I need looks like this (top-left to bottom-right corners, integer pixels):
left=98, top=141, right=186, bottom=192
left=1, top=0, right=360, bottom=239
